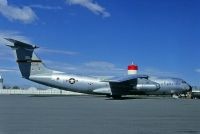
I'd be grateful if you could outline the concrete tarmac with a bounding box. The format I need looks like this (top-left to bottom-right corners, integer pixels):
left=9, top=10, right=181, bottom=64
left=0, top=95, right=199, bottom=134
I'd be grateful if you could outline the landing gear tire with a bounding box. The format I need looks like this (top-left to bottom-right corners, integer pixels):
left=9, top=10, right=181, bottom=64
left=111, top=95, right=122, bottom=100
left=106, top=94, right=111, bottom=98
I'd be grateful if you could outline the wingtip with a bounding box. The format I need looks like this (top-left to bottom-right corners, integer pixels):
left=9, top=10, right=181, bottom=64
left=4, top=38, right=11, bottom=41
left=4, top=38, right=16, bottom=43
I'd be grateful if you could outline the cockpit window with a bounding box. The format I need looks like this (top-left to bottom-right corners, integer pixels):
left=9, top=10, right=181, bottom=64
left=182, top=81, right=186, bottom=83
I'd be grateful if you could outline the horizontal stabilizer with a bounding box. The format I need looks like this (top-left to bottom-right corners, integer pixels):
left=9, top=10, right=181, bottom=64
left=4, top=38, right=39, bottom=49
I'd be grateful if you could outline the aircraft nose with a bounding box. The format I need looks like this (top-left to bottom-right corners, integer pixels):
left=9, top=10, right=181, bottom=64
left=186, top=84, right=192, bottom=92
left=188, top=85, right=192, bottom=92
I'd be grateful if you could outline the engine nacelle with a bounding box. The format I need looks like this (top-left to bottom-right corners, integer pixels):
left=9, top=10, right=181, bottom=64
left=135, top=83, right=160, bottom=92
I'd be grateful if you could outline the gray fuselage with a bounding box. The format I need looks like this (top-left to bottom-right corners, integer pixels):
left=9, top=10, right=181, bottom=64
left=29, top=73, right=191, bottom=96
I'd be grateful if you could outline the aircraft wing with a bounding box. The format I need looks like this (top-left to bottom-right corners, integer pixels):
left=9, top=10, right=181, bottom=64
left=101, top=75, right=149, bottom=96
left=101, top=74, right=148, bottom=83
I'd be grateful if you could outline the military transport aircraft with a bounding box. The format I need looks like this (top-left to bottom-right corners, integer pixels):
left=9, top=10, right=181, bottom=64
left=4, top=38, right=192, bottom=99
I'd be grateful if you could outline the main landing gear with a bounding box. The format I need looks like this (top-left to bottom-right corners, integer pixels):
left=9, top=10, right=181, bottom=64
left=106, top=94, right=122, bottom=99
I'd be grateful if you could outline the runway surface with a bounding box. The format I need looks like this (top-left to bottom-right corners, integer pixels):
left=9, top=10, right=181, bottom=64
left=0, top=95, right=199, bottom=134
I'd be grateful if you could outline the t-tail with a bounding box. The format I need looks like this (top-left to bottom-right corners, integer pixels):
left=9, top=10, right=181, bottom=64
left=5, top=38, right=53, bottom=79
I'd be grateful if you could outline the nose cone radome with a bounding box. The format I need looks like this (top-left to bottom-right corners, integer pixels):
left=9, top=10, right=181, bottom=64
left=188, top=85, right=192, bottom=92
left=185, top=84, right=192, bottom=92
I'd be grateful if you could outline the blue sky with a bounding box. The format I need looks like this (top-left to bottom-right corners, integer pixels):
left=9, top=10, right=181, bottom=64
left=0, top=0, right=200, bottom=87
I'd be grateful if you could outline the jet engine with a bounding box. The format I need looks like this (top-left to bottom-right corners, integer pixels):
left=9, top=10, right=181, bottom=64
left=134, top=78, right=160, bottom=92
left=135, top=83, right=160, bottom=91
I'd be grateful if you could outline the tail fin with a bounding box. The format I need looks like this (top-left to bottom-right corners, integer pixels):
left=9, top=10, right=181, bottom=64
left=5, top=38, right=52, bottom=79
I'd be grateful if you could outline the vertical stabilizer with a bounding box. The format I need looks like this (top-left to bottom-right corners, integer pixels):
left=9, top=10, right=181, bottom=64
left=5, top=38, right=52, bottom=79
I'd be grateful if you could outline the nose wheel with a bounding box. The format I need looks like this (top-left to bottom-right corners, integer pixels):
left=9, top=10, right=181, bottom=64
left=186, top=86, right=193, bottom=99
left=186, top=91, right=192, bottom=99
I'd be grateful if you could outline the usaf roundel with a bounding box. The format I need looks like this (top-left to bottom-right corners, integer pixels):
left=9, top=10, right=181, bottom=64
left=69, top=78, right=76, bottom=84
